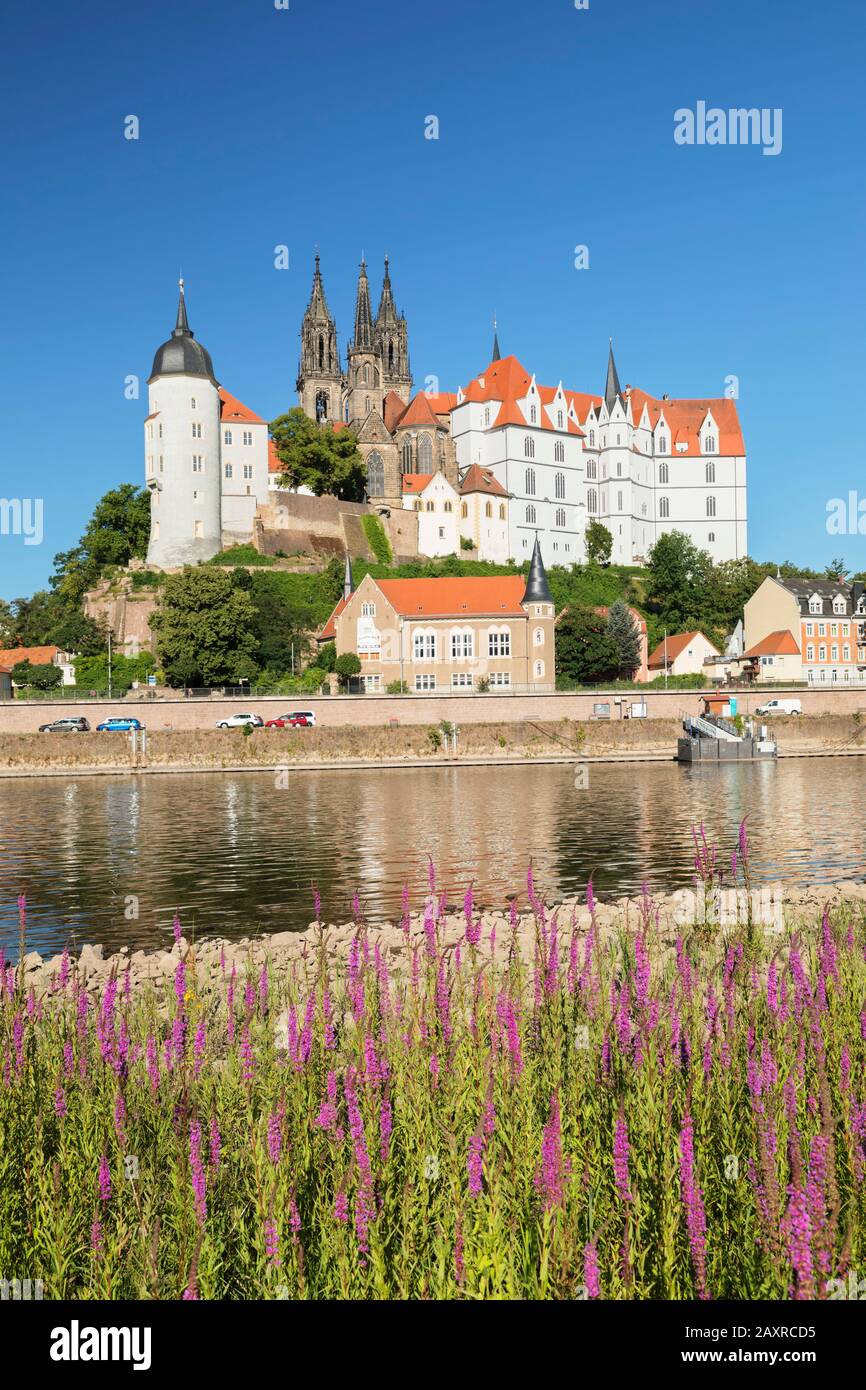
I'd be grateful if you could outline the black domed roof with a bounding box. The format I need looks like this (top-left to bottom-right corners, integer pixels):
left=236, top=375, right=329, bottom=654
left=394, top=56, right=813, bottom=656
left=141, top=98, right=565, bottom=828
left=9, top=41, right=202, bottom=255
left=148, top=283, right=218, bottom=384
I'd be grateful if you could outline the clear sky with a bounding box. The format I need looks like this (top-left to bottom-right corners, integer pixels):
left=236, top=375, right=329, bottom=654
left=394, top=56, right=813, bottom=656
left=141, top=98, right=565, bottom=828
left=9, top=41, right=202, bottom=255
left=1, top=0, right=864, bottom=601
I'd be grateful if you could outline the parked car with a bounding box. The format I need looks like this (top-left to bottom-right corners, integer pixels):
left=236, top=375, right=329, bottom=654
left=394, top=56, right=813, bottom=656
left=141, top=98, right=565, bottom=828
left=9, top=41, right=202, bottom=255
left=264, top=713, right=314, bottom=729
left=38, top=716, right=91, bottom=733
left=284, top=710, right=317, bottom=727
left=96, top=717, right=144, bottom=733
left=215, top=713, right=264, bottom=729
left=755, top=698, right=801, bottom=716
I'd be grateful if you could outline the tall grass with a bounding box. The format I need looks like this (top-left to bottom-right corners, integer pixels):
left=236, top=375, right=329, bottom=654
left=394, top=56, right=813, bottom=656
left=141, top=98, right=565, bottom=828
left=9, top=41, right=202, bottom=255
left=0, top=832, right=864, bottom=1300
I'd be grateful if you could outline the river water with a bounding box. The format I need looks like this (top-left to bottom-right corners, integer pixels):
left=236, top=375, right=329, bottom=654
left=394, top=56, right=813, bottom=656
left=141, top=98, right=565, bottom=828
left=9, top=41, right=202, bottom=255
left=1, top=758, right=864, bottom=955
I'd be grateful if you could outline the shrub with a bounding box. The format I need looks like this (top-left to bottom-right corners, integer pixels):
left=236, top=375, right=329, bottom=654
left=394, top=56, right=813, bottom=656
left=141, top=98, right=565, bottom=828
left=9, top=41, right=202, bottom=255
left=460, top=536, right=475, bottom=551
left=361, top=515, right=392, bottom=565
left=427, top=726, right=442, bottom=750
left=386, top=679, right=408, bottom=694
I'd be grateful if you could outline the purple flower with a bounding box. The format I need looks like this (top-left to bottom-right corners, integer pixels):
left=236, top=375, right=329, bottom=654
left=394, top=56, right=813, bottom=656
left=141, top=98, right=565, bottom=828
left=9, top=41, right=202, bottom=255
left=334, top=1190, right=349, bottom=1223
left=679, top=1112, right=709, bottom=1299
left=98, top=1154, right=111, bottom=1203
left=468, top=1132, right=485, bottom=1198
left=189, top=1120, right=206, bottom=1225
left=264, top=1218, right=280, bottom=1267
left=613, top=1111, right=632, bottom=1202
left=583, top=1240, right=600, bottom=1298
left=267, top=1108, right=283, bottom=1164
left=54, top=1086, right=67, bottom=1118
left=535, top=1092, right=566, bottom=1211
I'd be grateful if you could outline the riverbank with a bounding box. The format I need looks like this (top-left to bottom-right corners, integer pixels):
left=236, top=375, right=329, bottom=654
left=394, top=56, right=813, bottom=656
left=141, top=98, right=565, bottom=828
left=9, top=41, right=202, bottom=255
left=16, top=877, right=866, bottom=999
left=1, top=714, right=864, bottom=775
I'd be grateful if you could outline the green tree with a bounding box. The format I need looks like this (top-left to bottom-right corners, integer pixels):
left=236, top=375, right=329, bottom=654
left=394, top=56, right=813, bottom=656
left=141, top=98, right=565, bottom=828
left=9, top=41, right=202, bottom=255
left=11, top=659, right=61, bottom=690
left=645, top=531, right=713, bottom=632
left=334, top=652, right=361, bottom=687
left=150, top=568, right=260, bottom=687
left=606, top=600, right=641, bottom=678
left=270, top=408, right=366, bottom=500
left=585, top=519, right=613, bottom=566
left=318, top=642, right=337, bottom=673
left=555, top=607, right=621, bottom=685
left=0, top=599, right=17, bottom=648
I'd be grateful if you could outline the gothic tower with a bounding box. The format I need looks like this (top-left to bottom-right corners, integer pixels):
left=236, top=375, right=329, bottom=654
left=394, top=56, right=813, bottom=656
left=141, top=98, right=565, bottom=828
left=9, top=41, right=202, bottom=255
left=344, top=260, right=385, bottom=426
left=374, top=257, right=412, bottom=402
left=296, top=255, right=342, bottom=424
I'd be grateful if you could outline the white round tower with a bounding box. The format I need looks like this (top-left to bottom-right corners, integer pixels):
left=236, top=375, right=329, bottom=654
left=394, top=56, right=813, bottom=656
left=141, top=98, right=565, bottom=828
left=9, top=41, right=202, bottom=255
left=144, top=281, right=222, bottom=568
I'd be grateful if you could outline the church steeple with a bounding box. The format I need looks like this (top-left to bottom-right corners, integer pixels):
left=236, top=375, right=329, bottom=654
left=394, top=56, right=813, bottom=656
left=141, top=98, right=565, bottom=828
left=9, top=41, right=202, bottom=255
left=492, top=315, right=501, bottom=362
left=297, top=254, right=342, bottom=423
left=352, top=259, right=374, bottom=351
left=375, top=256, right=398, bottom=325
left=604, top=338, right=622, bottom=413
left=522, top=534, right=553, bottom=605
left=174, top=278, right=190, bottom=335
left=343, top=551, right=354, bottom=602
left=373, top=256, right=412, bottom=400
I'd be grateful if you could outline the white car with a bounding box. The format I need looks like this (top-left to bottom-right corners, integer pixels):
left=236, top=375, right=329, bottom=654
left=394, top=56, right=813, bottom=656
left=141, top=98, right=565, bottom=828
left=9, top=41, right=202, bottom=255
left=755, top=698, right=801, bottom=716
left=215, top=713, right=264, bottom=729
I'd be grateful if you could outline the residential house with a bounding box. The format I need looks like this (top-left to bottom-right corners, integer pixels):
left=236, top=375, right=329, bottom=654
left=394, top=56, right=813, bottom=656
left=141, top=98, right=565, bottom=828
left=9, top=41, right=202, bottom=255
left=647, top=630, right=720, bottom=677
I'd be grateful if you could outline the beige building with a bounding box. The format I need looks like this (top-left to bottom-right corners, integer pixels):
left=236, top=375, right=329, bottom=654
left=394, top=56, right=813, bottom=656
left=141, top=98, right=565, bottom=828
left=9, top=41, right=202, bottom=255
left=744, top=575, right=866, bottom=686
left=647, top=630, right=719, bottom=677
left=319, top=538, right=556, bottom=693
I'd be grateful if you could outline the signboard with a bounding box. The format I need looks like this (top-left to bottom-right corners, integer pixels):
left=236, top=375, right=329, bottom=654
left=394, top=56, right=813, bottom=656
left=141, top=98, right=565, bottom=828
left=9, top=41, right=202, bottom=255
left=356, top=617, right=381, bottom=655
left=147, top=674, right=157, bottom=687
left=630, top=702, right=648, bottom=719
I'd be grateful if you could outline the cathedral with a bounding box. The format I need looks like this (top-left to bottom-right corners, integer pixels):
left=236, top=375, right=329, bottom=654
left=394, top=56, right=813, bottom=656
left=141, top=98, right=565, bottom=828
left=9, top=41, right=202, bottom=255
left=295, top=256, right=459, bottom=507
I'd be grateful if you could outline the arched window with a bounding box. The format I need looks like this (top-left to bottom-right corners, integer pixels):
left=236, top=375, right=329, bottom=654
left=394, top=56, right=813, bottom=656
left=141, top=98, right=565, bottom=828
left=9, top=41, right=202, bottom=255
left=534, top=660, right=545, bottom=678
left=659, top=496, right=670, bottom=518
left=586, top=458, right=597, bottom=479
left=460, top=502, right=468, bottom=518
left=414, top=499, right=422, bottom=511
left=587, top=488, right=598, bottom=514
left=557, top=411, right=563, bottom=428
left=366, top=451, right=384, bottom=497
left=525, top=468, right=536, bottom=495
left=555, top=471, right=565, bottom=499
left=706, top=496, right=716, bottom=517
left=418, top=434, right=433, bottom=471
left=444, top=500, right=452, bottom=513
left=499, top=503, right=506, bottom=520
left=524, top=436, right=535, bottom=458
left=318, top=335, right=325, bottom=370
left=588, top=430, right=595, bottom=447
left=484, top=407, right=490, bottom=427
left=658, top=435, right=667, bottom=453
left=659, top=462, right=669, bottom=483
left=401, top=439, right=413, bottom=474
left=426, top=500, right=435, bottom=512
left=534, top=627, right=544, bottom=646
left=364, top=396, right=370, bottom=415
left=705, top=460, right=715, bottom=483
left=530, top=404, right=537, bottom=423
left=388, top=340, right=395, bottom=372
left=485, top=500, right=492, bottom=518
left=315, top=389, right=330, bottom=422
left=525, top=504, right=536, bottom=524
left=554, top=441, right=565, bottom=462
left=705, top=435, right=716, bottom=453
left=555, top=508, right=566, bottom=527
left=362, top=364, right=370, bottom=385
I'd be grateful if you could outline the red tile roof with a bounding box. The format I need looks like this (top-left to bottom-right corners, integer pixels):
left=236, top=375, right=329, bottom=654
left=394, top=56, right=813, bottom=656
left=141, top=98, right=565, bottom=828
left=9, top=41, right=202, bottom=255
left=396, top=392, right=440, bottom=428
left=647, top=631, right=713, bottom=667
left=383, top=390, right=408, bottom=432
left=401, top=473, right=435, bottom=493
left=459, top=464, right=508, bottom=498
left=375, top=576, right=527, bottom=618
left=743, top=630, right=800, bottom=658
left=268, top=438, right=282, bottom=474
left=318, top=597, right=347, bottom=642
left=0, top=644, right=60, bottom=668
left=219, top=388, right=265, bottom=425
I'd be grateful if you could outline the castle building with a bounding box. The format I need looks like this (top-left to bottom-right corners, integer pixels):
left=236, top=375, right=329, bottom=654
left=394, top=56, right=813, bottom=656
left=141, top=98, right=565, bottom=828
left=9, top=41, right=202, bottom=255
left=144, top=283, right=270, bottom=568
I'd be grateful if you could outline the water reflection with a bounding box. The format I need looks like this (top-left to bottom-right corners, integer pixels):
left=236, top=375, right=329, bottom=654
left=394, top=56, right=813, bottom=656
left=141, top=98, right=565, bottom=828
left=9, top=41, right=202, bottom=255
left=0, top=759, right=863, bottom=955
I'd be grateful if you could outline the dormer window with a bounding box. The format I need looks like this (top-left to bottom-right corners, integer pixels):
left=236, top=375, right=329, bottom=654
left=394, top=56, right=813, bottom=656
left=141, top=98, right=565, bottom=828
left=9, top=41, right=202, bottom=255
left=530, top=405, right=537, bottom=424
left=809, top=597, right=822, bottom=614
left=588, top=430, right=595, bottom=447
left=658, top=435, right=667, bottom=453
left=557, top=411, right=563, bottom=428
left=833, top=597, right=846, bottom=614
left=705, top=435, right=716, bottom=452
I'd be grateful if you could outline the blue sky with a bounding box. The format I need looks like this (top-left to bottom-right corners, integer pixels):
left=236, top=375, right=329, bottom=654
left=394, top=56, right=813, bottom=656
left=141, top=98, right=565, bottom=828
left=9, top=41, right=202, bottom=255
left=1, top=0, right=863, bottom=601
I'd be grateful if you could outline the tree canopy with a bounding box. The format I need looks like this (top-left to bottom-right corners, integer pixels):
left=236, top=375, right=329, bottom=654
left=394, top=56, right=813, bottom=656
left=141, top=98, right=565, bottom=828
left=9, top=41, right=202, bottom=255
left=585, top=519, right=613, bottom=566
left=150, top=568, right=260, bottom=687
left=270, top=409, right=366, bottom=501
left=555, top=606, right=621, bottom=685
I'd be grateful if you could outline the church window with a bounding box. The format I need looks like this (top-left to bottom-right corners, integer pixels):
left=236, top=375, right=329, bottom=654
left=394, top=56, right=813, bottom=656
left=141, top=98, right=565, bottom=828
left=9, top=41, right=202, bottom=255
left=557, top=411, right=563, bottom=428
left=485, top=501, right=492, bottom=518
left=705, top=460, right=715, bottom=483
left=402, top=439, right=413, bottom=473
left=525, top=504, right=536, bottom=524
left=705, top=435, right=716, bottom=453
left=658, top=435, right=667, bottom=453
left=708, top=532, right=715, bottom=542
left=530, top=405, right=537, bottom=423
left=659, top=496, right=670, bottom=518
left=364, top=396, right=370, bottom=415
left=426, top=500, right=435, bottom=512
left=706, top=496, right=716, bottom=517
left=554, top=441, right=565, bottom=462
left=556, top=508, right=566, bottom=527
left=484, top=407, right=490, bottom=427
left=315, top=390, right=330, bottom=422
left=192, top=422, right=202, bottom=439
left=418, top=434, right=433, bottom=471
left=586, top=458, right=597, bottom=479
left=192, top=456, right=203, bottom=473
left=525, top=468, right=536, bottom=495
left=588, top=430, right=595, bottom=447
left=499, top=503, right=506, bottom=520
left=224, top=464, right=233, bottom=479
left=318, top=335, right=324, bottom=370
left=524, top=436, right=535, bottom=459
left=555, top=471, right=565, bottom=499
left=461, top=502, right=468, bottom=518
left=444, top=500, right=452, bottom=512
left=534, top=660, right=545, bottom=678
left=659, top=462, right=668, bottom=483
left=587, top=488, right=598, bottom=514
left=374, top=368, right=380, bottom=387
left=388, top=341, right=395, bottom=372
left=415, top=500, right=422, bottom=511
left=366, top=451, right=384, bottom=497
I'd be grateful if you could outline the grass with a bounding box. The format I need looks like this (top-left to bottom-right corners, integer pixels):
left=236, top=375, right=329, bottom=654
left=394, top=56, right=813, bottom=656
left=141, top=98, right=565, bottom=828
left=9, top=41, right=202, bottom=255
left=0, top=826, right=864, bottom=1300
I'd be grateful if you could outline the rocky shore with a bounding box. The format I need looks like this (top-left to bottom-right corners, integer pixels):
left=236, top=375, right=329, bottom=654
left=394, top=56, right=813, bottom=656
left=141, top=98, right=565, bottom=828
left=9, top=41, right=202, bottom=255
left=14, top=880, right=866, bottom=1003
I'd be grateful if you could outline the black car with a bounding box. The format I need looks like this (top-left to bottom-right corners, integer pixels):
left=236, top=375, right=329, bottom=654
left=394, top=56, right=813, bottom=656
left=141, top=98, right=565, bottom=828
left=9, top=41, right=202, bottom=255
left=38, top=716, right=91, bottom=733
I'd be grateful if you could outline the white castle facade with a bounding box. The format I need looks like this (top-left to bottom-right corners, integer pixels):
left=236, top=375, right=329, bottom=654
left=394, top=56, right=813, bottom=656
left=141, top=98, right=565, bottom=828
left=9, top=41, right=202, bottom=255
left=143, top=273, right=748, bottom=570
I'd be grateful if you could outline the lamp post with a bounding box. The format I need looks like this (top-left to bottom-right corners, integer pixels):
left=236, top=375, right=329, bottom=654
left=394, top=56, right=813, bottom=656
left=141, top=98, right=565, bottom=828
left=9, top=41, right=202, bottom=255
left=108, top=628, right=113, bottom=701
left=663, top=627, right=668, bottom=690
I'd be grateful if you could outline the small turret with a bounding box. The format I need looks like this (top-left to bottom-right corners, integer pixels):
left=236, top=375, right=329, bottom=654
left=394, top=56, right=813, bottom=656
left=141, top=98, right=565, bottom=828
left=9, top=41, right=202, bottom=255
left=522, top=534, right=553, bottom=605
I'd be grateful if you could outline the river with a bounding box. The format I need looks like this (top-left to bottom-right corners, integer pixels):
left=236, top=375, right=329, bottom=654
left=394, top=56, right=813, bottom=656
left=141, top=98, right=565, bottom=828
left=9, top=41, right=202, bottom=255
left=1, top=758, right=863, bottom=955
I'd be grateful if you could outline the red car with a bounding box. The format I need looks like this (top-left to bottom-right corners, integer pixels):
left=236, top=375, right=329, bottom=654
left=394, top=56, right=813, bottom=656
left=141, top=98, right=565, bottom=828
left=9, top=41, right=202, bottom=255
left=264, top=713, right=313, bottom=729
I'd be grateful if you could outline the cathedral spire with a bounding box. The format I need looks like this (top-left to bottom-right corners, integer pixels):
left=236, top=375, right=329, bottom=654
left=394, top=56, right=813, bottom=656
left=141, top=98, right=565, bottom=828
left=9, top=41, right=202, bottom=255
left=605, top=338, right=622, bottom=413
left=375, top=255, right=399, bottom=325
left=492, top=315, right=501, bottom=362
left=305, top=254, right=334, bottom=323
left=353, top=259, right=374, bottom=350
left=343, top=551, right=354, bottom=601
